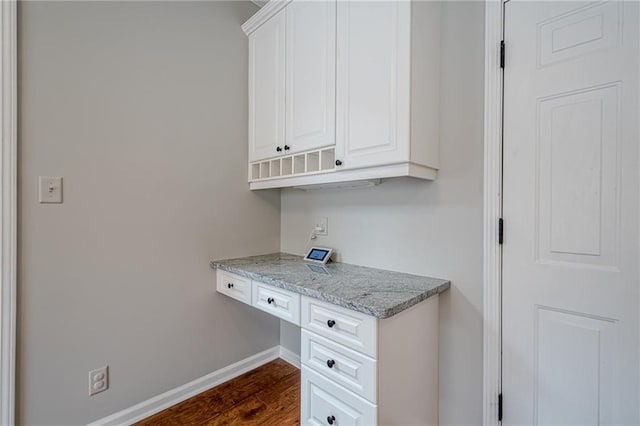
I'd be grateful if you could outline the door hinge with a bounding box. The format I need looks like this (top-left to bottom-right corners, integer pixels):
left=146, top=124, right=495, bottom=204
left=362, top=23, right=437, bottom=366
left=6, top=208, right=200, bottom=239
left=500, top=40, right=505, bottom=69
left=498, top=393, right=503, bottom=421
left=498, top=218, right=504, bottom=245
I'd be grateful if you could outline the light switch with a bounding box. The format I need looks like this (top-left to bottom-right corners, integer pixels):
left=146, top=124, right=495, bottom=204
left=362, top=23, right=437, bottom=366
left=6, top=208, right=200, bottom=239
left=39, top=176, right=63, bottom=203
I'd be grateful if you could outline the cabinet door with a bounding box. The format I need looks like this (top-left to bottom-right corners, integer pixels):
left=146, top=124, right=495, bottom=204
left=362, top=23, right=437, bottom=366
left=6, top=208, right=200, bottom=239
left=216, top=270, right=251, bottom=305
left=302, top=366, right=377, bottom=426
left=285, top=0, right=336, bottom=155
left=248, top=11, right=286, bottom=162
left=335, top=2, right=411, bottom=170
left=301, top=295, right=377, bottom=358
left=252, top=281, right=301, bottom=325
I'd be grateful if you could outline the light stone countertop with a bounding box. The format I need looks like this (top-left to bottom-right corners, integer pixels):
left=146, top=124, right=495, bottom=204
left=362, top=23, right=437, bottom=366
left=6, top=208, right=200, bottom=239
left=210, top=252, right=450, bottom=319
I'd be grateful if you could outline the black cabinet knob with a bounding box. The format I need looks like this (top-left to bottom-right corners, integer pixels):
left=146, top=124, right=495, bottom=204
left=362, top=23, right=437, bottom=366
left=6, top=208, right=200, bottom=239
left=327, top=320, right=336, bottom=328
left=335, top=159, right=342, bottom=166
left=227, top=283, right=234, bottom=288
left=276, top=146, right=282, bottom=152
left=327, top=415, right=336, bottom=425
left=284, top=145, right=290, bottom=151
left=267, top=297, right=274, bottom=304
left=326, top=359, right=335, bottom=368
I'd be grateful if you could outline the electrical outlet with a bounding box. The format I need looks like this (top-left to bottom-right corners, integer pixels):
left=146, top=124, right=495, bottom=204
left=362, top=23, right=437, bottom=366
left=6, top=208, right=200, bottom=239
left=88, top=365, right=109, bottom=396
left=314, top=217, right=328, bottom=236
left=38, top=176, right=63, bottom=203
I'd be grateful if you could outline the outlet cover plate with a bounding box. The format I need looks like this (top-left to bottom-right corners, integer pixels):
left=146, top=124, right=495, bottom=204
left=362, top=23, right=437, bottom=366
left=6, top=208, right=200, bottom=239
left=315, top=217, right=328, bottom=236
left=89, top=365, right=109, bottom=396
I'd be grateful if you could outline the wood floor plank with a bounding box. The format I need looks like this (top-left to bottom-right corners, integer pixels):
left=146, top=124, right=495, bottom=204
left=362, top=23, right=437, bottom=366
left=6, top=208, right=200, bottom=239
left=198, top=396, right=268, bottom=425
left=134, top=359, right=300, bottom=426
left=254, top=371, right=300, bottom=406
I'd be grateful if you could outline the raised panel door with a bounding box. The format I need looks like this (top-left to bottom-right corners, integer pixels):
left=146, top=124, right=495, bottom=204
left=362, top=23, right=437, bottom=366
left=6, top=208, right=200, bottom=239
left=285, top=0, right=336, bottom=155
left=502, top=2, right=639, bottom=424
left=335, top=1, right=411, bottom=170
left=248, top=11, right=286, bottom=162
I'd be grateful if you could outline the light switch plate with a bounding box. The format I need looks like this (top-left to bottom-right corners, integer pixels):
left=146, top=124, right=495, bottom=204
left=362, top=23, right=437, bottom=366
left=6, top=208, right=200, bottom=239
left=38, top=177, right=63, bottom=203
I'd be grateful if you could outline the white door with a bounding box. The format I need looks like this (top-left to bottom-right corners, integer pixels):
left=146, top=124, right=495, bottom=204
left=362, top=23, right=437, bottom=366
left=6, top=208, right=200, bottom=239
left=335, top=1, right=410, bottom=171
left=502, top=1, right=639, bottom=425
left=285, top=0, right=336, bottom=156
left=248, top=11, right=286, bottom=163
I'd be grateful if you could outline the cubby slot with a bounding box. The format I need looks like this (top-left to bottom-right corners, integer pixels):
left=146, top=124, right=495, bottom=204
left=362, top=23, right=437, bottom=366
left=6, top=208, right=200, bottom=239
left=294, top=155, right=306, bottom=174
left=260, top=162, right=270, bottom=179
left=250, top=147, right=340, bottom=182
left=251, top=163, right=261, bottom=180
left=270, top=159, right=281, bottom=177
left=307, top=152, right=320, bottom=172
left=282, top=157, right=293, bottom=175
left=320, top=149, right=335, bottom=170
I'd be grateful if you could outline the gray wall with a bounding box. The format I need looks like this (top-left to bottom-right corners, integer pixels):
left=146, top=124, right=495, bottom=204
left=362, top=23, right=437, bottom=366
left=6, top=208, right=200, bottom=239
left=280, top=2, right=486, bottom=424
left=18, top=2, right=282, bottom=425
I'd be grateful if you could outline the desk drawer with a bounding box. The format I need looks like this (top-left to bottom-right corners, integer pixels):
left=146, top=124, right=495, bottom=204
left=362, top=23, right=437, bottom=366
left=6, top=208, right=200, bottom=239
left=301, top=296, right=377, bottom=357
left=302, top=329, right=377, bottom=403
left=252, top=281, right=301, bottom=325
left=216, top=270, right=251, bottom=304
left=302, top=366, right=377, bottom=426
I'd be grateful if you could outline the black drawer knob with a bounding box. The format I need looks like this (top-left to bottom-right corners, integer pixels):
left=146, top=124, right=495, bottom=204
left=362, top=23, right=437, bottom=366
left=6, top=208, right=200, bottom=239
left=327, top=320, right=336, bottom=328
left=327, top=415, right=336, bottom=425
left=227, top=283, right=234, bottom=288
left=335, top=160, right=342, bottom=166
left=267, top=297, right=274, bottom=304
left=326, top=359, right=335, bottom=368
left=284, top=145, right=290, bottom=151
left=276, top=146, right=282, bottom=152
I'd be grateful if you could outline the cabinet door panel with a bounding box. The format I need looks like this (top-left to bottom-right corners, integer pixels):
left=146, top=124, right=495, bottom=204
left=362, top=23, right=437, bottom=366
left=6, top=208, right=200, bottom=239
left=216, top=270, right=251, bottom=305
left=302, top=366, right=377, bottom=426
left=285, top=0, right=336, bottom=154
left=249, top=12, right=286, bottom=162
left=252, top=281, right=301, bottom=325
left=301, top=330, right=377, bottom=403
left=336, top=2, right=411, bottom=169
left=301, top=296, right=377, bottom=358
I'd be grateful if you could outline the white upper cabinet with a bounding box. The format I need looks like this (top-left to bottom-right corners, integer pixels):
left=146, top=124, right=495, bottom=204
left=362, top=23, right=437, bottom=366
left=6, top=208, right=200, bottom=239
left=285, top=0, right=336, bottom=155
left=335, top=1, right=409, bottom=170
left=243, top=1, right=441, bottom=190
left=248, top=9, right=285, bottom=163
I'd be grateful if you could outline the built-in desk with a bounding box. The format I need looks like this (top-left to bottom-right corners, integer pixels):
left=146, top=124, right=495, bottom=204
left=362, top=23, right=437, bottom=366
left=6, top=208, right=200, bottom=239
left=211, top=253, right=450, bottom=426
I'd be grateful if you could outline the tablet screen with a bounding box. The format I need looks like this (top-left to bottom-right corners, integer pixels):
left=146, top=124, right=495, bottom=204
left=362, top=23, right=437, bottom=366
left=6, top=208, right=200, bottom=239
left=307, top=248, right=329, bottom=261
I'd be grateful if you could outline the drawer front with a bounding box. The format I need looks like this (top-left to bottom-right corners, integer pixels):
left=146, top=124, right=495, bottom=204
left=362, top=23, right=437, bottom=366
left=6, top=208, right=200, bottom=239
left=302, top=330, right=377, bottom=403
left=216, top=270, right=251, bottom=304
left=302, top=366, right=377, bottom=426
left=252, top=281, right=301, bottom=325
left=301, top=296, right=377, bottom=358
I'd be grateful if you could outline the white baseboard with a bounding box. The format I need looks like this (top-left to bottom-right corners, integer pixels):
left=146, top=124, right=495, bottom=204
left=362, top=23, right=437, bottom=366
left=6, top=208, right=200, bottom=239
left=279, top=345, right=301, bottom=369
left=88, top=346, right=282, bottom=426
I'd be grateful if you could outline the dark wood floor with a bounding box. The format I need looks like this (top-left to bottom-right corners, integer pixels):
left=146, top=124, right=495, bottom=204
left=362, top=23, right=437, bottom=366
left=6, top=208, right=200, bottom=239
left=135, top=359, right=300, bottom=425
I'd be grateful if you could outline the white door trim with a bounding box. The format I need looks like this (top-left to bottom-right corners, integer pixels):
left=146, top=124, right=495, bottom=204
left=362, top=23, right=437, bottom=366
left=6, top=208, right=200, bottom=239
left=483, top=1, right=504, bottom=424
left=0, top=0, right=17, bottom=424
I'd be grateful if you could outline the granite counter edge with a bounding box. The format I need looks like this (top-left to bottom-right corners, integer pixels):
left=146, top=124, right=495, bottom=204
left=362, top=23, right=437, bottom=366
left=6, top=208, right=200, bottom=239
left=210, top=261, right=451, bottom=319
